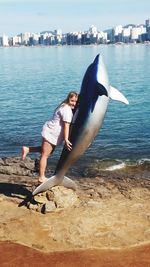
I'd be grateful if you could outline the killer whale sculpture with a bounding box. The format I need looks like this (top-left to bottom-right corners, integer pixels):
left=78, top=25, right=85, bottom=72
left=33, top=54, right=129, bottom=195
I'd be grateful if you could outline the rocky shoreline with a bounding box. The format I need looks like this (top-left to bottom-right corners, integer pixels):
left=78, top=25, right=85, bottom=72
left=0, top=156, right=150, bottom=266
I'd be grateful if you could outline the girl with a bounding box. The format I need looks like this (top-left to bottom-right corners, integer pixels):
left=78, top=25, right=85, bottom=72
left=22, top=91, right=78, bottom=184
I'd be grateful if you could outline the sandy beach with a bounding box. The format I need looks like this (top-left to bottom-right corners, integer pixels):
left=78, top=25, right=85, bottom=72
left=0, top=157, right=150, bottom=266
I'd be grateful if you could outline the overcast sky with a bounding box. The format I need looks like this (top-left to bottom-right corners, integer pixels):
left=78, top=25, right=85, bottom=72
left=0, top=0, right=150, bottom=36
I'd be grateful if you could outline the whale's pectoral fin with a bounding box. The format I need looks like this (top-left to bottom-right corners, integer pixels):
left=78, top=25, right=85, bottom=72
left=109, top=86, right=129, bottom=105
left=96, top=82, right=108, bottom=97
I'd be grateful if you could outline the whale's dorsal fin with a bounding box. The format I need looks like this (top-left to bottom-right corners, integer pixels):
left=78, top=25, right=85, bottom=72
left=109, top=86, right=129, bottom=105
left=96, top=81, right=108, bottom=97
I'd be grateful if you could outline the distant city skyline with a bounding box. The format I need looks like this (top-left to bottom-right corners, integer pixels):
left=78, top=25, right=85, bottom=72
left=0, top=0, right=150, bottom=36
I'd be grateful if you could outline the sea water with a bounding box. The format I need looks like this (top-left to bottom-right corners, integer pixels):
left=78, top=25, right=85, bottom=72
left=0, top=45, right=150, bottom=177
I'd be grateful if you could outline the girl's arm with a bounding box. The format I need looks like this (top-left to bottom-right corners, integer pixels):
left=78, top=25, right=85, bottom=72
left=64, top=122, right=72, bottom=151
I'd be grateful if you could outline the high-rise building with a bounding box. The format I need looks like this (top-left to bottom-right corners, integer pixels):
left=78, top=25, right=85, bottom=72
left=54, top=29, right=62, bottom=36
left=131, top=25, right=146, bottom=42
left=12, top=35, right=21, bottom=46
left=113, top=25, right=123, bottom=43
left=122, top=27, right=131, bottom=43
left=89, top=25, right=97, bottom=35
left=147, top=27, right=150, bottom=40
left=2, top=35, right=9, bottom=46
left=21, top=32, right=31, bottom=45
left=145, top=19, right=150, bottom=29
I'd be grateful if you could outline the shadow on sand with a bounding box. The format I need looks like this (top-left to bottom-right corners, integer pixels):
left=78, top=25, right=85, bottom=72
left=0, top=182, right=35, bottom=207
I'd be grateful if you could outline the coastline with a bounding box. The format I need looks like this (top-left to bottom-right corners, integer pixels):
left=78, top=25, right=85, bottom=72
left=1, top=42, right=150, bottom=49
left=0, top=156, right=150, bottom=266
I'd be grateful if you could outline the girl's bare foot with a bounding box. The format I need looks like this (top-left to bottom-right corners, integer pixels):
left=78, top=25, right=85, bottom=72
left=38, top=177, right=48, bottom=184
left=22, top=146, right=29, bottom=160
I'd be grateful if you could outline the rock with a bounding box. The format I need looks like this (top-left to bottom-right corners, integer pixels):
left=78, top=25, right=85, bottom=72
left=51, top=186, right=79, bottom=209
left=0, top=195, right=4, bottom=202
left=34, top=192, right=47, bottom=204
left=0, top=157, right=35, bottom=176
left=44, top=201, right=57, bottom=213
left=27, top=202, right=44, bottom=213
left=87, top=200, right=103, bottom=207
left=31, top=186, right=80, bottom=213
left=46, top=190, right=55, bottom=201
left=97, top=186, right=111, bottom=199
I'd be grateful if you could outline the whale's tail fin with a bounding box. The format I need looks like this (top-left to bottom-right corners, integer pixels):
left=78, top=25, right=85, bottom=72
left=32, top=175, right=77, bottom=196
left=109, top=86, right=129, bottom=105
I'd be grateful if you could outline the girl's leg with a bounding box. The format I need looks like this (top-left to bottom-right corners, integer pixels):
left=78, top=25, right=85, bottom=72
left=39, top=138, right=55, bottom=183
left=22, top=146, right=41, bottom=160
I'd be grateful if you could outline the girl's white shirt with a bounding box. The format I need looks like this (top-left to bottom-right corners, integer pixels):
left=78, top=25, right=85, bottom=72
left=41, top=104, right=73, bottom=145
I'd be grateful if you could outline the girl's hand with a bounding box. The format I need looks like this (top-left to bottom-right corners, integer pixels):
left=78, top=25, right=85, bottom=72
left=65, top=139, right=72, bottom=151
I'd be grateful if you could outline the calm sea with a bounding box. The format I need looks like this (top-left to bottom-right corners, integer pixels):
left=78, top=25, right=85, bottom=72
left=0, top=45, right=150, bottom=177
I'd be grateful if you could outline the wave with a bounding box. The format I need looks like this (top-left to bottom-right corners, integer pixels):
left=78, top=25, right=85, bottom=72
left=105, top=162, right=126, bottom=171
left=79, top=158, right=150, bottom=179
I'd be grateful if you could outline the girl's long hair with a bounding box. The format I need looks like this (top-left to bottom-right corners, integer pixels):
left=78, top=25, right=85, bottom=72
left=55, top=91, right=78, bottom=111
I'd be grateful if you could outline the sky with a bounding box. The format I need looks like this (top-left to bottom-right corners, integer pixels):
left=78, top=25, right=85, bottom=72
left=0, top=0, right=150, bottom=36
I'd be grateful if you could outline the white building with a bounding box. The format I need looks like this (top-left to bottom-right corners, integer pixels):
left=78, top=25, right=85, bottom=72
left=122, top=27, right=131, bottom=37
left=114, top=25, right=123, bottom=36
left=122, top=27, right=132, bottom=42
left=89, top=25, right=98, bottom=35
left=21, top=32, right=31, bottom=45
left=32, top=33, right=40, bottom=45
left=2, top=35, right=9, bottom=46
left=131, top=25, right=146, bottom=42
left=54, top=29, right=62, bottom=36
left=97, top=31, right=107, bottom=43
left=12, top=35, right=21, bottom=46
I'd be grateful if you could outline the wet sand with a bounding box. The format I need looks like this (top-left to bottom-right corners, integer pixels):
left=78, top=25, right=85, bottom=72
left=1, top=241, right=150, bottom=267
